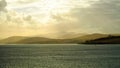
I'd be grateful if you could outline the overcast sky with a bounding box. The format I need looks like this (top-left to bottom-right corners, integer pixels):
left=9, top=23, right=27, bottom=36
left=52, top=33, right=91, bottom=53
left=0, top=0, right=120, bottom=38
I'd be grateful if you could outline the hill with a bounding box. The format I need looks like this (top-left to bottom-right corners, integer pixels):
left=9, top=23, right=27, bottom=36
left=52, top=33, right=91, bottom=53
left=0, top=36, right=28, bottom=44
left=0, top=34, right=120, bottom=44
left=83, top=35, right=120, bottom=44
left=0, top=36, right=72, bottom=44
left=15, top=37, right=57, bottom=44
left=72, top=33, right=108, bottom=43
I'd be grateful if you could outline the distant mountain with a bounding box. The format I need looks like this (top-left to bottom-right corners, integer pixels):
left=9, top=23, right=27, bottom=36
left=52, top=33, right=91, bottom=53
left=0, top=36, right=28, bottom=44
left=35, top=32, right=87, bottom=39
left=67, top=33, right=120, bottom=44
left=15, top=37, right=56, bottom=44
left=83, top=35, right=120, bottom=44
left=0, top=36, right=72, bottom=44
left=53, top=33, right=87, bottom=39
left=72, top=33, right=108, bottom=43
left=0, top=34, right=120, bottom=44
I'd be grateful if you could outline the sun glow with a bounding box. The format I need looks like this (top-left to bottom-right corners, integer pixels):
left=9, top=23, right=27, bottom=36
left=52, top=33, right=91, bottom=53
left=39, top=0, right=70, bottom=14
left=6, top=0, right=98, bottom=24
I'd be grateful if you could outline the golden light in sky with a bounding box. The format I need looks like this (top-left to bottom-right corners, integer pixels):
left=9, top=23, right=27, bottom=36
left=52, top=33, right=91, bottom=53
left=41, top=0, right=66, bottom=12
left=7, top=0, right=94, bottom=15
left=40, top=0, right=94, bottom=15
left=36, top=0, right=71, bottom=23
left=26, top=0, right=94, bottom=24
left=0, top=0, right=120, bottom=39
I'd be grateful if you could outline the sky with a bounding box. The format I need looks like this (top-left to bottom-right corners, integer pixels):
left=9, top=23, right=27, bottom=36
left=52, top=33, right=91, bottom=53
left=0, top=0, right=120, bottom=38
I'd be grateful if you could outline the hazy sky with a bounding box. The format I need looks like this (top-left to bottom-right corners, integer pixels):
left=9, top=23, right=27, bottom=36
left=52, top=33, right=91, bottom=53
left=0, top=0, right=120, bottom=38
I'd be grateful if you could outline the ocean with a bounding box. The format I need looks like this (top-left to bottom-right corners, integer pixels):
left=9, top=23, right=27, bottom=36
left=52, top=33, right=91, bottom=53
left=0, top=44, right=120, bottom=68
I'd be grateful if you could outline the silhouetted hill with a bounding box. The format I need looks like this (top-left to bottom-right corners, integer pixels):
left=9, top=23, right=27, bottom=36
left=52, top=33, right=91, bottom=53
left=72, top=33, right=108, bottom=43
left=0, top=34, right=120, bottom=44
left=83, top=35, right=120, bottom=44
left=55, top=33, right=87, bottom=39
left=0, top=36, right=28, bottom=44
left=15, top=37, right=56, bottom=44
left=36, top=32, right=87, bottom=39
left=15, top=37, right=76, bottom=44
left=0, top=36, right=72, bottom=44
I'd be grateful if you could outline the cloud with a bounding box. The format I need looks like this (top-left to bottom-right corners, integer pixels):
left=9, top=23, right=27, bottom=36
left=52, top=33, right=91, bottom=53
left=87, top=0, right=120, bottom=33
left=0, top=0, right=7, bottom=11
left=47, top=0, right=120, bottom=34
left=0, top=0, right=120, bottom=39
left=0, top=10, right=43, bottom=38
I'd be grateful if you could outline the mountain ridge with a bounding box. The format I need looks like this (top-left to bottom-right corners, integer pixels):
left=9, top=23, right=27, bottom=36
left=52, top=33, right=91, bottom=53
left=0, top=34, right=120, bottom=44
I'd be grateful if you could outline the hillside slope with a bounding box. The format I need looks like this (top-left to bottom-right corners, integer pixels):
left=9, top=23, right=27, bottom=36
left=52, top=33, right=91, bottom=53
left=0, top=34, right=120, bottom=44
left=0, top=36, right=28, bottom=44
left=83, top=35, right=120, bottom=44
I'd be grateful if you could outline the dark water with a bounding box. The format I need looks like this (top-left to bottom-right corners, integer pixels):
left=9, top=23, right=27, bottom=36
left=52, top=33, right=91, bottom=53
left=0, top=44, right=120, bottom=68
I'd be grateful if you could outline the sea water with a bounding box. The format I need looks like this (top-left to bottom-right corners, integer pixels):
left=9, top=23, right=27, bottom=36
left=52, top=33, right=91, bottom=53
left=0, top=44, right=120, bottom=68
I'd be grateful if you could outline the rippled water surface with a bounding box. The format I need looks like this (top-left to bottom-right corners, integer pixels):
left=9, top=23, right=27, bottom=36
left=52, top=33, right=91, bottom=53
left=0, top=44, right=120, bottom=68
